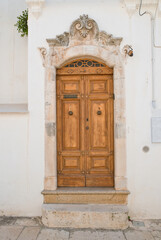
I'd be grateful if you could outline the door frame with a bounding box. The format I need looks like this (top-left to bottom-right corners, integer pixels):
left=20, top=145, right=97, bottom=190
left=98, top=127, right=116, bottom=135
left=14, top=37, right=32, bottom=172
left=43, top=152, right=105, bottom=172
left=40, top=15, right=128, bottom=191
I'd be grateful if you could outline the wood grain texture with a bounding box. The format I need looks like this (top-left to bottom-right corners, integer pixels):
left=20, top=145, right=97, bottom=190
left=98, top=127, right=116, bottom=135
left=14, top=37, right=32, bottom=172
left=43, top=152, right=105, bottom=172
left=57, top=59, right=114, bottom=187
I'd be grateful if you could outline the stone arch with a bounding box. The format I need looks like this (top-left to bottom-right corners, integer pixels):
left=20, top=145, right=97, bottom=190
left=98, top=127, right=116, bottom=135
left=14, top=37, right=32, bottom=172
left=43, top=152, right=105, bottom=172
left=39, top=15, right=128, bottom=191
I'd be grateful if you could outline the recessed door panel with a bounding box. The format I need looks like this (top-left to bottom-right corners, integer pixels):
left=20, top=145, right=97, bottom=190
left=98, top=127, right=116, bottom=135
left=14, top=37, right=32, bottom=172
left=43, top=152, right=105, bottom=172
left=89, top=100, right=108, bottom=150
left=62, top=81, right=80, bottom=93
left=62, top=100, right=80, bottom=150
left=86, top=155, right=114, bottom=176
left=90, top=81, right=107, bottom=94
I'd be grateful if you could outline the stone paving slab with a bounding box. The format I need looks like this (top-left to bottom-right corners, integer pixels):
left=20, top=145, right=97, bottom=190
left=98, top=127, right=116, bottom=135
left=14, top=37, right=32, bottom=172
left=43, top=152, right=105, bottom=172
left=69, top=230, right=125, bottom=240
left=37, top=229, right=70, bottom=240
left=17, top=227, right=40, bottom=240
left=144, top=220, right=161, bottom=231
left=124, top=229, right=154, bottom=240
left=0, top=217, right=161, bottom=240
left=151, top=231, right=161, bottom=240
left=15, top=218, right=40, bottom=227
left=0, top=226, right=23, bottom=240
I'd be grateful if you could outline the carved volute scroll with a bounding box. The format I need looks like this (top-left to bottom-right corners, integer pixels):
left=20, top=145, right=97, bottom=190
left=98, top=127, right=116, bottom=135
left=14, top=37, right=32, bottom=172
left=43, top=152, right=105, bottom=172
left=70, top=14, right=99, bottom=41
left=47, top=32, right=69, bottom=47
left=38, top=47, right=47, bottom=67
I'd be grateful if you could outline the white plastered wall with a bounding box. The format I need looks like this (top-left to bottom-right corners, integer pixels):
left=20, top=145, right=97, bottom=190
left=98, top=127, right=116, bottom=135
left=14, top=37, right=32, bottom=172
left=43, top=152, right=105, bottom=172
left=126, top=13, right=161, bottom=219
left=0, top=0, right=161, bottom=218
left=0, top=0, right=28, bottom=103
left=0, top=0, right=43, bottom=216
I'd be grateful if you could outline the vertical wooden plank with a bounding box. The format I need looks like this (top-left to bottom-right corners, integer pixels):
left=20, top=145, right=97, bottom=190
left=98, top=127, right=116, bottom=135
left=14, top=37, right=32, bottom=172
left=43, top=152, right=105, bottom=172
left=57, top=75, right=85, bottom=187
left=86, top=74, right=114, bottom=187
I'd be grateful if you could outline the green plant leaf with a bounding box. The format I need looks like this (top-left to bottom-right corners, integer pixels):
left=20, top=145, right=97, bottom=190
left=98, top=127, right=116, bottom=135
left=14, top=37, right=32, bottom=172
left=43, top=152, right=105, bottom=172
left=14, top=9, right=28, bottom=37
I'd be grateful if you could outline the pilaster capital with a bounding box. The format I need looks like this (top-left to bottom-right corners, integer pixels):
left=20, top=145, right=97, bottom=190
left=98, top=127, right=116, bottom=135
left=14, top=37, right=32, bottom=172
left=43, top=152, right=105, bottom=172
left=26, top=0, right=45, bottom=18
left=158, top=1, right=161, bottom=17
left=123, top=0, right=137, bottom=15
left=123, top=0, right=161, bottom=17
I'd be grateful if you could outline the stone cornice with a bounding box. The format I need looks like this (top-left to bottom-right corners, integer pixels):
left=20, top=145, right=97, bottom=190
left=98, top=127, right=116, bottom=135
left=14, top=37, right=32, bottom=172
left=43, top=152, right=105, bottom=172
left=26, top=0, right=45, bottom=18
left=26, top=0, right=161, bottom=18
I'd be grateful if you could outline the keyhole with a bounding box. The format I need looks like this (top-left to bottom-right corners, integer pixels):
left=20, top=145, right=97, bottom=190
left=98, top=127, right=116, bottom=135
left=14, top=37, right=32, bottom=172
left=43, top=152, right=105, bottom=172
left=86, top=118, right=88, bottom=121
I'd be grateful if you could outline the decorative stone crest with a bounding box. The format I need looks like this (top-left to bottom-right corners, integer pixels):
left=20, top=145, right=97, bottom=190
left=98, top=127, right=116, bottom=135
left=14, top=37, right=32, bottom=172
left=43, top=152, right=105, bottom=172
left=70, top=14, right=99, bottom=39
left=39, top=15, right=133, bottom=68
left=46, top=14, right=123, bottom=48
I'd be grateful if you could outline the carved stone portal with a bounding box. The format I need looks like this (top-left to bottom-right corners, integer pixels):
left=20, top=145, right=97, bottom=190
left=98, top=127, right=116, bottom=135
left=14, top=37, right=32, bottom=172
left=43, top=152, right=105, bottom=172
left=39, top=15, right=131, bottom=192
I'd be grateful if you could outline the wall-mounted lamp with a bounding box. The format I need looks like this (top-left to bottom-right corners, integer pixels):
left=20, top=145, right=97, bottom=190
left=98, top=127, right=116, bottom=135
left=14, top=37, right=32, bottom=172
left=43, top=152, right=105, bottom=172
left=123, top=45, right=134, bottom=57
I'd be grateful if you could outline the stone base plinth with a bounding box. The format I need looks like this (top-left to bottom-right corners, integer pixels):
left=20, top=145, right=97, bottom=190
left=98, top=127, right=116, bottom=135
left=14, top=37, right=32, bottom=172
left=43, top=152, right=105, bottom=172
left=42, top=204, right=128, bottom=229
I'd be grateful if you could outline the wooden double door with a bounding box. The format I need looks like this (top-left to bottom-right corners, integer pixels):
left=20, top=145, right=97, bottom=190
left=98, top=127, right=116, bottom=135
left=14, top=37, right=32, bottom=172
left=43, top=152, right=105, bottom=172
left=57, top=59, right=114, bottom=187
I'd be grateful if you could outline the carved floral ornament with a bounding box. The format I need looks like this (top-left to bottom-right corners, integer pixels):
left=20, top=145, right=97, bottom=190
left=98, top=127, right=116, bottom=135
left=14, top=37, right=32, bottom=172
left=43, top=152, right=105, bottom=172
left=39, top=15, right=133, bottom=67
left=70, top=14, right=99, bottom=39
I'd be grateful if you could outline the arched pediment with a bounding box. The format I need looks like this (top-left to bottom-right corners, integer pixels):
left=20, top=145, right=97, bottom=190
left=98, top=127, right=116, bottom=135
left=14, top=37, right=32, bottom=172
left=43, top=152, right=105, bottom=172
left=39, top=15, right=133, bottom=68
left=46, top=14, right=122, bottom=47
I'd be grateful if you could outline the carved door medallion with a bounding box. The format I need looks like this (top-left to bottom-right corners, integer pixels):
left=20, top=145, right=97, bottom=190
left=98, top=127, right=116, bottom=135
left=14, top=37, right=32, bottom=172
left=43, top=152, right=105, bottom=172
left=57, top=59, right=114, bottom=187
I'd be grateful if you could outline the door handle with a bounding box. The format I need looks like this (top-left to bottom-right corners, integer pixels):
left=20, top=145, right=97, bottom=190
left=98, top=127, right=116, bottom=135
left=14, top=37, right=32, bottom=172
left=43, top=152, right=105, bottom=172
left=86, top=126, right=89, bottom=130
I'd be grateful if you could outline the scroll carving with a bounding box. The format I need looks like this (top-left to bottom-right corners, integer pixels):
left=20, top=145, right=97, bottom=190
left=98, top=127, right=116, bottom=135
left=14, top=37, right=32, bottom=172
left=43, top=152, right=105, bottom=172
left=70, top=14, right=99, bottom=39
left=38, top=47, right=47, bottom=67
left=99, top=31, right=122, bottom=46
left=47, top=32, right=69, bottom=47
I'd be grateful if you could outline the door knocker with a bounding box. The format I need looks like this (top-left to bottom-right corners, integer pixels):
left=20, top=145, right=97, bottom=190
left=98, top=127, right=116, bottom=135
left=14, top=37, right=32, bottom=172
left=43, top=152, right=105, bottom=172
left=68, top=111, right=73, bottom=115
left=97, top=110, right=102, bottom=115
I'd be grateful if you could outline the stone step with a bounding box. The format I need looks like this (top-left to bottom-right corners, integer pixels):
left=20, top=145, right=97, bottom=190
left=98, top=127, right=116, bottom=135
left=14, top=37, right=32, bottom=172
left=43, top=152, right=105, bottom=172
left=42, top=204, right=128, bottom=229
left=42, top=187, right=129, bottom=205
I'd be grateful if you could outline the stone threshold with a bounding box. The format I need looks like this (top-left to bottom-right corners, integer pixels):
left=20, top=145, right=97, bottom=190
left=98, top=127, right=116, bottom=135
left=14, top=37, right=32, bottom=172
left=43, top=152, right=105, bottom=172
left=42, top=187, right=130, bottom=205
